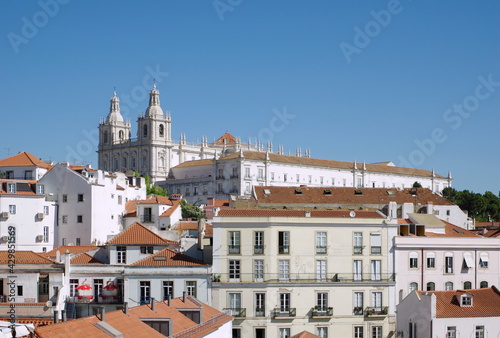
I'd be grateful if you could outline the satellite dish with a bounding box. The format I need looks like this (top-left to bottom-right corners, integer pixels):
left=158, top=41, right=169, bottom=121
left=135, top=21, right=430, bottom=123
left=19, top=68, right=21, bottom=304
left=349, top=211, right=356, bottom=218
left=46, top=300, right=53, bottom=307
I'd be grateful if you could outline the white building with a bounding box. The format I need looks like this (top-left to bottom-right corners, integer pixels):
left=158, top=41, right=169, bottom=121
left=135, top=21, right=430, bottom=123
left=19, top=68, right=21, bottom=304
left=0, top=151, right=52, bottom=181
left=165, top=151, right=452, bottom=204
left=212, top=209, right=398, bottom=338
left=394, top=213, right=500, bottom=302
left=39, top=162, right=146, bottom=246
left=397, top=287, right=500, bottom=338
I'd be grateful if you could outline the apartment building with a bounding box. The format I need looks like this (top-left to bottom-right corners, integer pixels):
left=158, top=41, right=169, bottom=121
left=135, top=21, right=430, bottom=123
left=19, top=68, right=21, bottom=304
left=212, top=209, right=398, bottom=338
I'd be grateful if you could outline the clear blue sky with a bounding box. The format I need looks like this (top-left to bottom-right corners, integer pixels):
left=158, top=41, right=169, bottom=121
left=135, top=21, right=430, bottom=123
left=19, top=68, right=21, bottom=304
left=1, top=1, right=499, bottom=194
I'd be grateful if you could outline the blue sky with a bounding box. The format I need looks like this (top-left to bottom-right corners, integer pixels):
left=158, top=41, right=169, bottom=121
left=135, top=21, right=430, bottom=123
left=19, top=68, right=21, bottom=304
left=1, top=1, right=499, bottom=193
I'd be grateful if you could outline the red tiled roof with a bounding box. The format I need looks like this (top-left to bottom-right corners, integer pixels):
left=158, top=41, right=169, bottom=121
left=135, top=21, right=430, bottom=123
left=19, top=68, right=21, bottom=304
left=70, top=253, right=105, bottom=265
left=0, top=251, right=57, bottom=264
left=0, top=151, right=51, bottom=169
left=483, top=229, right=500, bottom=238
left=176, top=221, right=199, bottom=230
left=212, top=132, right=237, bottom=145
left=252, top=186, right=454, bottom=206
left=291, top=331, right=321, bottom=338
left=160, top=200, right=181, bottom=217
left=136, top=195, right=174, bottom=205
left=42, top=246, right=99, bottom=258
left=421, top=287, right=500, bottom=318
left=106, top=222, right=179, bottom=245
left=212, top=199, right=230, bottom=207
left=173, top=158, right=214, bottom=168
left=218, top=209, right=384, bottom=218
left=130, top=247, right=208, bottom=267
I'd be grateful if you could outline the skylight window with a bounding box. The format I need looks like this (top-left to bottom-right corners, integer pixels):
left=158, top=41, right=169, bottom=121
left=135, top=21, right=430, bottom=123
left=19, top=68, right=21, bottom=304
left=295, top=189, right=302, bottom=194
left=153, top=256, right=167, bottom=261
left=263, top=189, right=271, bottom=195
left=354, top=190, right=362, bottom=195
left=323, top=189, right=332, bottom=195
left=387, top=190, right=395, bottom=196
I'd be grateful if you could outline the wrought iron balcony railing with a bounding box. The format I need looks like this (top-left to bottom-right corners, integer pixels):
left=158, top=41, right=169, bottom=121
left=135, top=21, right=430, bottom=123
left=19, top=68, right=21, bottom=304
left=228, top=245, right=240, bottom=254
left=223, top=308, right=246, bottom=318
left=311, top=307, right=333, bottom=317
left=365, top=306, right=388, bottom=317
left=271, top=308, right=296, bottom=318
left=212, top=273, right=395, bottom=283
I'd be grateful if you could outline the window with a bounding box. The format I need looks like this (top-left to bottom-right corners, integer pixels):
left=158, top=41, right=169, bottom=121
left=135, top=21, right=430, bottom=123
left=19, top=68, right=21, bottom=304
left=139, top=281, right=150, bottom=304
left=443, top=281, right=453, bottom=290
left=426, top=282, right=435, bottom=291
left=7, top=183, right=16, bottom=193
left=446, top=326, right=457, bottom=338
left=77, top=194, right=84, bottom=202
left=62, top=194, right=67, bottom=202
left=255, top=293, right=265, bottom=317
left=475, top=325, right=484, bottom=338
left=409, top=282, right=418, bottom=292
left=118, top=195, right=122, bottom=205
left=316, top=232, right=327, bottom=254
left=140, top=246, right=153, bottom=254
left=244, top=167, right=250, bottom=179
left=463, top=252, right=474, bottom=269
left=370, top=233, right=381, bottom=254
left=229, top=260, right=241, bottom=281
left=143, top=124, right=148, bottom=137
left=372, top=292, right=382, bottom=311
left=43, top=226, right=49, bottom=243
left=9, top=205, right=16, bottom=215
left=228, top=293, right=241, bottom=315
left=229, top=231, right=240, bottom=254
left=354, top=232, right=363, bottom=254
left=354, top=326, right=364, bottom=338
left=270, top=172, right=275, bottom=181
left=186, top=281, right=197, bottom=297
left=62, top=215, right=68, bottom=224
left=308, top=175, right=312, bottom=184
left=62, top=238, right=67, bottom=245
left=464, top=281, right=472, bottom=289
left=278, top=260, right=290, bottom=281
left=17, top=285, right=23, bottom=296
left=254, top=260, right=264, bottom=282
left=320, top=176, right=324, bottom=184
left=479, top=252, right=489, bottom=268
left=69, top=279, right=78, bottom=297
left=143, top=320, right=170, bottom=336
left=279, top=328, right=290, bottom=338
left=461, top=294, right=472, bottom=306
left=258, top=168, right=264, bottom=180
left=409, top=252, right=418, bottom=269
left=245, top=182, right=250, bottom=194
left=409, top=322, right=417, bottom=338
left=354, top=260, right=362, bottom=281
left=279, top=293, right=291, bottom=312
left=316, top=292, right=328, bottom=312
left=283, top=173, right=287, bottom=182
left=76, top=238, right=80, bottom=246
left=5, top=171, right=13, bottom=179
left=162, top=281, right=173, bottom=300
left=480, top=281, right=488, bottom=288
left=426, top=252, right=435, bottom=268
left=317, top=327, right=328, bottom=338
left=37, top=184, right=45, bottom=194
left=316, top=260, right=327, bottom=281
left=77, top=215, right=83, bottom=223
left=254, top=231, right=264, bottom=254
left=159, top=124, right=164, bottom=136
left=193, top=186, right=198, bottom=195
left=371, top=260, right=381, bottom=281
left=43, top=206, right=49, bottom=215
left=354, top=292, right=364, bottom=314
left=278, top=231, right=290, bottom=254
left=296, top=174, right=300, bottom=183
left=117, top=246, right=126, bottom=264
left=372, top=326, right=382, bottom=338
left=343, top=178, right=347, bottom=187
left=445, top=253, right=453, bottom=273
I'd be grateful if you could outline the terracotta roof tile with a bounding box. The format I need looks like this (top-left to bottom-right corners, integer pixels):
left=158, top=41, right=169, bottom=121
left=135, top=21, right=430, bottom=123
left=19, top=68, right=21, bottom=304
left=483, top=229, right=500, bottom=237
left=218, top=209, right=384, bottom=218
left=212, top=199, right=230, bottom=207
left=136, top=195, right=174, bottom=205
left=106, top=222, right=179, bottom=245
left=177, top=221, right=199, bottom=230
left=160, top=200, right=181, bottom=217
left=173, top=158, right=214, bottom=168
left=0, top=251, right=57, bottom=264
left=0, top=151, right=51, bottom=169
left=252, top=186, right=454, bottom=206
left=212, top=132, right=238, bottom=145
left=42, top=245, right=99, bottom=258
left=421, top=287, right=500, bottom=318
left=130, top=247, right=207, bottom=267
left=70, top=253, right=105, bottom=265
left=291, top=331, right=321, bottom=338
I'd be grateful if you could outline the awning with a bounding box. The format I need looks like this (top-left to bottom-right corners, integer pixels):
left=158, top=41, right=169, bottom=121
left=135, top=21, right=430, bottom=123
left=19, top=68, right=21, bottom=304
left=480, top=253, right=489, bottom=262
left=463, top=254, right=474, bottom=268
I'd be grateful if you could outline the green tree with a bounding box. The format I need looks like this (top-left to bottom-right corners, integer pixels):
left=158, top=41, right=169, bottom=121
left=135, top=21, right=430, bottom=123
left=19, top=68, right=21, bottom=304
left=412, top=181, right=422, bottom=188
left=180, top=200, right=205, bottom=220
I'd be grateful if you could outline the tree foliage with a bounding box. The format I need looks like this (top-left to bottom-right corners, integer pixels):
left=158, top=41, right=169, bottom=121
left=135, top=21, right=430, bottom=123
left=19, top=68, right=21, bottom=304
left=412, top=181, right=422, bottom=188
left=141, top=174, right=168, bottom=196
left=442, top=187, right=500, bottom=221
left=181, top=200, right=205, bottom=220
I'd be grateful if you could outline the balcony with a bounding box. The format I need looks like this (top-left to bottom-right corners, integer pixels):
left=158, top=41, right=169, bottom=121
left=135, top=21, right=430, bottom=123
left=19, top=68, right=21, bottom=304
left=279, top=245, right=290, bottom=254
left=223, top=308, right=246, bottom=318
left=353, top=307, right=364, bottom=315
left=311, top=307, right=333, bottom=318
left=316, top=246, right=327, bottom=254
left=228, top=245, right=240, bottom=254
left=140, top=215, right=153, bottom=223
left=371, top=246, right=382, bottom=254
left=230, top=174, right=239, bottom=179
left=255, top=307, right=266, bottom=317
left=212, top=273, right=395, bottom=283
left=254, top=245, right=264, bottom=254
left=271, top=308, right=296, bottom=319
left=365, top=307, right=388, bottom=317
left=353, top=246, right=363, bottom=254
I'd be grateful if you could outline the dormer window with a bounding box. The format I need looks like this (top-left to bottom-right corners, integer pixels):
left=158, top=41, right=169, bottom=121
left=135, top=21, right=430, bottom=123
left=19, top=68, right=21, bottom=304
left=460, top=293, right=473, bottom=307
left=7, top=183, right=16, bottom=194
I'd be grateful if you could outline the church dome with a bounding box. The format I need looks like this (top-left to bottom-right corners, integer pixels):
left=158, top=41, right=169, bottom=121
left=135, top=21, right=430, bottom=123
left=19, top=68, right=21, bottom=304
left=106, top=91, right=125, bottom=123
left=145, top=83, right=164, bottom=118
left=146, top=105, right=164, bottom=118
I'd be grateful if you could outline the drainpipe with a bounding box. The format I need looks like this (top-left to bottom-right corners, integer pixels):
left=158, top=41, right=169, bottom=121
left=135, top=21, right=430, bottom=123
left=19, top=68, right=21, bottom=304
left=475, top=249, right=478, bottom=289
left=421, top=248, right=424, bottom=290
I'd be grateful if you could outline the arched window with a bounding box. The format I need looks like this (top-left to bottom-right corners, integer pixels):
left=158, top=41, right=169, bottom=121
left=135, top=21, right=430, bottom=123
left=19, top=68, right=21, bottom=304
left=103, top=130, right=109, bottom=144
left=445, top=281, right=453, bottom=290
left=131, top=157, right=136, bottom=168
left=426, top=282, right=435, bottom=291
left=463, top=281, right=472, bottom=289
left=480, top=281, right=488, bottom=288
left=119, top=130, right=124, bottom=140
left=159, top=124, right=164, bottom=137
left=143, top=124, right=148, bottom=137
left=409, top=282, right=418, bottom=292
left=122, top=157, right=127, bottom=168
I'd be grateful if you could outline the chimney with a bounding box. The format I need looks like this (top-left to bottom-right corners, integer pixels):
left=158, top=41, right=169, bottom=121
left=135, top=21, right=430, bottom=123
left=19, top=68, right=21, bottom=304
left=123, top=302, right=128, bottom=315
left=54, top=310, right=59, bottom=324
left=150, top=297, right=156, bottom=311
left=168, top=294, right=172, bottom=306
left=61, top=309, right=67, bottom=322
left=304, top=211, right=311, bottom=218
left=100, top=307, right=106, bottom=322
left=183, top=291, right=187, bottom=303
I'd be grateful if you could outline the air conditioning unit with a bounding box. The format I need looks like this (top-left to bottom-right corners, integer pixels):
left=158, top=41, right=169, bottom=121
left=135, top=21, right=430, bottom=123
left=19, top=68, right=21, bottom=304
left=37, top=213, right=45, bottom=219
left=1, top=236, right=8, bottom=242
left=36, top=235, right=43, bottom=242
left=1, top=212, right=8, bottom=218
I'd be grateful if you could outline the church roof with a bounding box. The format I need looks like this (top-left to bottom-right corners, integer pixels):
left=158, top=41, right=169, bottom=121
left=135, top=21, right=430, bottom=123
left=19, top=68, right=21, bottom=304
left=212, top=132, right=237, bottom=145
left=0, top=151, right=51, bottom=169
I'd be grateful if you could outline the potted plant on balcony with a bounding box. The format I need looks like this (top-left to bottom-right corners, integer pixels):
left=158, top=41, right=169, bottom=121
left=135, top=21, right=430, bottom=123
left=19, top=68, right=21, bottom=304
left=212, top=274, right=221, bottom=282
